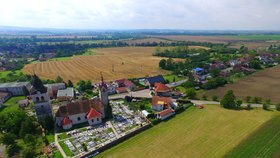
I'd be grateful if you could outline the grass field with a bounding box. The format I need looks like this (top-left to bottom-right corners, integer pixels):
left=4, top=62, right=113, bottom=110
left=202, top=65, right=280, bottom=103
left=224, top=35, right=280, bottom=41
left=97, top=105, right=280, bottom=158
left=22, top=47, right=170, bottom=83
left=0, top=96, right=25, bottom=113
left=163, top=74, right=184, bottom=82
left=225, top=116, right=280, bottom=158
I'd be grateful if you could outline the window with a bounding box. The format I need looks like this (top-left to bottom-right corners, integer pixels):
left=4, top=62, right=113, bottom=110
left=41, top=96, right=45, bottom=101
left=36, top=97, right=40, bottom=102
left=77, top=117, right=81, bottom=121
left=97, top=118, right=99, bottom=121
left=92, top=119, right=94, bottom=123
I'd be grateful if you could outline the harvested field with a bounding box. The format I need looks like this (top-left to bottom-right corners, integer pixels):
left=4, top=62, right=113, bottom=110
left=201, top=65, right=280, bottom=103
left=153, top=35, right=246, bottom=43
left=123, top=37, right=171, bottom=45
left=22, top=47, right=170, bottom=83
left=97, top=105, right=280, bottom=158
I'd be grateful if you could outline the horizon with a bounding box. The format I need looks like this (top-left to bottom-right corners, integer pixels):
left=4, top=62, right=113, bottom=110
left=0, top=0, right=280, bottom=30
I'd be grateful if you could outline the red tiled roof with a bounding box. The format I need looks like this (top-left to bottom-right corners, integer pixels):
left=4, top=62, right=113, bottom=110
left=157, top=109, right=174, bottom=117
left=116, top=87, right=128, bottom=93
left=86, top=107, right=101, bottom=119
left=152, top=96, right=172, bottom=108
left=55, top=98, right=103, bottom=117
left=154, top=82, right=171, bottom=92
left=115, top=79, right=135, bottom=88
left=61, top=117, right=72, bottom=125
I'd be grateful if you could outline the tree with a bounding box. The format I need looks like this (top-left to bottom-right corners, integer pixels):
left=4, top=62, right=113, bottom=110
left=246, top=96, right=251, bottom=103
left=159, top=59, right=166, bottom=69
left=250, top=60, right=261, bottom=69
left=0, top=133, right=16, bottom=145
left=182, top=81, right=194, bottom=88
left=185, top=88, right=196, bottom=99
left=210, top=68, right=221, bottom=78
left=236, top=99, right=243, bottom=108
left=221, top=90, right=236, bottom=109
left=55, top=76, right=64, bottom=83
left=276, top=104, right=280, bottom=111
left=212, top=95, right=218, bottom=101
left=67, top=80, right=73, bottom=87
left=247, top=103, right=251, bottom=110
left=263, top=103, right=269, bottom=110
left=202, top=95, right=208, bottom=100
left=265, top=99, right=271, bottom=105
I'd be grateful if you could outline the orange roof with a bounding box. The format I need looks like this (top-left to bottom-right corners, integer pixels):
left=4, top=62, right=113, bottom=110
left=86, top=107, right=102, bottom=119
left=157, top=109, right=174, bottom=117
left=61, top=117, right=72, bottom=126
left=152, top=96, right=172, bottom=108
left=154, top=82, right=171, bottom=92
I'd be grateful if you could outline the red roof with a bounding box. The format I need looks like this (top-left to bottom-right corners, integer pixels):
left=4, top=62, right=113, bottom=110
left=152, top=96, right=172, bottom=108
left=116, top=87, right=128, bottom=93
left=61, top=117, right=72, bottom=126
left=154, top=82, right=171, bottom=92
left=157, top=109, right=174, bottom=117
left=86, top=108, right=102, bottom=119
left=115, top=79, right=135, bottom=88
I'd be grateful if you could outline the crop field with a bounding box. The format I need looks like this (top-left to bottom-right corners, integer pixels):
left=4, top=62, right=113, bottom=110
left=22, top=47, right=170, bottom=83
left=123, top=37, right=171, bottom=44
left=202, top=65, right=280, bottom=103
left=97, top=105, right=280, bottom=158
left=223, top=35, right=280, bottom=41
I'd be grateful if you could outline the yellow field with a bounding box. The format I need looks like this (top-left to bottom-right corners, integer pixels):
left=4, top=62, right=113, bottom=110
left=22, top=47, right=170, bottom=83
left=97, top=105, right=280, bottom=158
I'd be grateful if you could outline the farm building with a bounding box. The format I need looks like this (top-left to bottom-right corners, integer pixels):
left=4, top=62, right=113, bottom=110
left=0, top=91, right=11, bottom=107
left=44, top=83, right=66, bottom=99
left=18, top=99, right=29, bottom=108
left=113, top=79, right=136, bottom=91
left=145, top=75, right=165, bottom=88
left=55, top=99, right=104, bottom=130
left=0, top=82, right=31, bottom=96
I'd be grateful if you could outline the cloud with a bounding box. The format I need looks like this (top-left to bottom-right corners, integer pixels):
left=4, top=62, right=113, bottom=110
left=0, top=0, right=279, bottom=30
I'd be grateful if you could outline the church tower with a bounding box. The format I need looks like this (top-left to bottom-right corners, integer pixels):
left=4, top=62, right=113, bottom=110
left=98, top=73, right=109, bottom=107
left=29, top=75, right=53, bottom=120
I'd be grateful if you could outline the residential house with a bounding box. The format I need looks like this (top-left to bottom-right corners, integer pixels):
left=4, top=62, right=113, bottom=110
left=0, top=91, right=11, bottom=107
left=154, top=82, right=172, bottom=97
left=192, top=68, right=204, bottom=75
left=156, top=109, right=175, bottom=120
left=228, top=60, right=241, bottom=67
left=145, top=75, right=165, bottom=88
left=152, top=96, right=176, bottom=111
left=57, top=87, right=74, bottom=102
left=0, top=82, right=31, bottom=96
left=113, top=79, right=136, bottom=93
left=55, top=98, right=104, bottom=130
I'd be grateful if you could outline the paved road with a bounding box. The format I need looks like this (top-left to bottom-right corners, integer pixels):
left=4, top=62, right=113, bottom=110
left=166, top=79, right=188, bottom=88
left=190, top=100, right=276, bottom=109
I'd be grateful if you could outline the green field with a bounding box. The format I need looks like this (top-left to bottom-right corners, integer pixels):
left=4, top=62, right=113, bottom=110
left=225, top=35, right=280, bottom=41
left=97, top=105, right=280, bottom=158
left=47, top=50, right=96, bottom=62
left=0, top=96, right=25, bottom=113
left=225, top=116, right=280, bottom=158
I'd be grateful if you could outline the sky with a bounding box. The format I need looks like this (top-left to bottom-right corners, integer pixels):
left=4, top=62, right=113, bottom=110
left=0, top=0, right=280, bottom=30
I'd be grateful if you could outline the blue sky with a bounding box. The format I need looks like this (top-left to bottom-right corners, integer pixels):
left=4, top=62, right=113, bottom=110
left=0, top=0, right=279, bottom=30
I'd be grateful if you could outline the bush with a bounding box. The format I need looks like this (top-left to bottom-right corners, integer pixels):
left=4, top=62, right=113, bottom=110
left=247, top=104, right=251, bottom=110
left=202, top=95, right=208, bottom=100
left=175, top=106, right=185, bottom=114
left=276, top=104, right=280, bottom=111
left=263, top=103, right=270, bottom=110
left=149, top=118, right=161, bottom=125
left=212, top=95, right=218, bottom=101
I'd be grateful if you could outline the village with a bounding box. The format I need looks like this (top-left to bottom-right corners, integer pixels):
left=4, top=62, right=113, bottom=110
left=0, top=49, right=279, bottom=157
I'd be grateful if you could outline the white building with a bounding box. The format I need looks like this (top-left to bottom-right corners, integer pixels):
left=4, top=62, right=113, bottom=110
left=0, top=82, right=31, bottom=96
left=55, top=99, right=104, bottom=130
left=57, top=87, right=74, bottom=101
left=156, top=109, right=175, bottom=120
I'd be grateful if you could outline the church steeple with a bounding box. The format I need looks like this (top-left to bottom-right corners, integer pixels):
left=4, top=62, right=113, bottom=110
left=98, top=72, right=109, bottom=107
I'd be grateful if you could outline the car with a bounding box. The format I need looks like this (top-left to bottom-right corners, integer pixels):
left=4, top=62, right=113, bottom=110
left=197, top=105, right=204, bottom=109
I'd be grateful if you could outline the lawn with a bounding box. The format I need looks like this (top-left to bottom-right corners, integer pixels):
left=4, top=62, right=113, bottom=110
left=97, top=105, right=280, bottom=158
left=59, top=141, right=73, bottom=157
left=0, top=96, right=25, bottom=112
left=0, top=70, right=23, bottom=82
left=163, top=74, right=184, bottom=83
left=53, top=150, right=63, bottom=158
left=225, top=116, right=280, bottom=158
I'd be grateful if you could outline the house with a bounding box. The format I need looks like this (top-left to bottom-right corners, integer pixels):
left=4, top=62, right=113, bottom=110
left=18, top=99, right=29, bottom=108
left=44, top=83, right=66, bottom=99
left=228, top=60, right=241, bottom=67
left=55, top=98, right=104, bottom=130
left=116, top=87, right=128, bottom=94
left=0, top=82, right=31, bottom=96
left=154, top=82, right=172, bottom=97
left=114, top=79, right=136, bottom=91
left=0, top=91, right=11, bottom=107
left=145, top=75, right=165, bottom=88
left=141, top=110, right=150, bottom=118
left=107, top=84, right=116, bottom=95
left=152, top=96, right=176, bottom=111
left=57, top=88, right=74, bottom=102
left=192, top=68, right=204, bottom=75
left=156, top=109, right=175, bottom=120
left=233, top=65, right=256, bottom=74
left=210, top=61, right=225, bottom=70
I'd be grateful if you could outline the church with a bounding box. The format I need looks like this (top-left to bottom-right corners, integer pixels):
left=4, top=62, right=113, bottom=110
left=55, top=75, right=109, bottom=130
